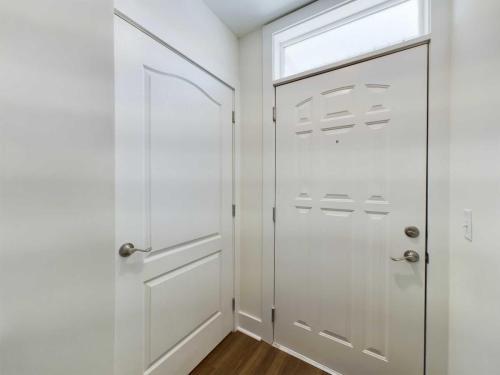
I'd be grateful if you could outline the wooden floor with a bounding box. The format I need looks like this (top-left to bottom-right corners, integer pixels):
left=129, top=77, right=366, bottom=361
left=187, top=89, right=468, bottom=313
left=191, top=331, right=328, bottom=375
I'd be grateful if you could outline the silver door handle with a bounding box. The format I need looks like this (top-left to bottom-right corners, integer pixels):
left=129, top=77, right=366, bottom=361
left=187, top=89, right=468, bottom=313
left=391, top=250, right=420, bottom=263
left=119, top=243, right=152, bottom=257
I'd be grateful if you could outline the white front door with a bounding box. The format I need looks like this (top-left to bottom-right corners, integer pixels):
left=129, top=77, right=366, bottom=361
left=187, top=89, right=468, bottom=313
left=114, top=17, right=234, bottom=375
left=275, top=46, right=428, bottom=375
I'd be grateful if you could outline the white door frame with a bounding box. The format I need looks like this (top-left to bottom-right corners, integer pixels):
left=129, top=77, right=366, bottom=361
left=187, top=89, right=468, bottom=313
left=262, top=3, right=451, bottom=372
left=113, top=7, right=240, bottom=364
left=259, top=0, right=451, bottom=375
left=263, top=34, right=431, bottom=338
left=263, top=36, right=430, bottom=357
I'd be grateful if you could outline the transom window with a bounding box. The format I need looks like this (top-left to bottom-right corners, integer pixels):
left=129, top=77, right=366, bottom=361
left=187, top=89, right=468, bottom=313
left=272, top=0, right=429, bottom=79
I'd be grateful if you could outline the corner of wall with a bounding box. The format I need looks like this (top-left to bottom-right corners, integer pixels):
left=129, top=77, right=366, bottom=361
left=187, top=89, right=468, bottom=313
left=236, top=29, right=266, bottom=340
left=426, top=0, right=452, bottom=374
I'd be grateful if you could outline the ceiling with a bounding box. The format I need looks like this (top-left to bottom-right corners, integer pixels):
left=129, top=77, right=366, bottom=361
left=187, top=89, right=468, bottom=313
left=204, top=0, right=315, bottom=36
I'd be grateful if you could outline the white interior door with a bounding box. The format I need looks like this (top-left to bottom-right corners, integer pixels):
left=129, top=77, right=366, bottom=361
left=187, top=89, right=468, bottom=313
left=275, top=45, right=428, bottom=375
left=114, top=16, right=234, bottom=375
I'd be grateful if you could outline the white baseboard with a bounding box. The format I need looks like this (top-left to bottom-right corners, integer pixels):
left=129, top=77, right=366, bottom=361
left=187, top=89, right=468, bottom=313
left=236, top=326, right=262, bottom=341
left=237, top=310, right=262, bottom=340
left=273, top=342, right=342, bottom=375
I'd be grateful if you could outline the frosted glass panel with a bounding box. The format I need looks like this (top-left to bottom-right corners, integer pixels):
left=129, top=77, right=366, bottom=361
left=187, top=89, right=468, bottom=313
left=279, top=0, right=422, bottom=78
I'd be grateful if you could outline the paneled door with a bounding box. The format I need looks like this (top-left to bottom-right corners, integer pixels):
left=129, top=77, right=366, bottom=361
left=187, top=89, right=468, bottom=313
left=114, top=16, right=234, bottom=375
left=275, top=45, right=428, bottom=375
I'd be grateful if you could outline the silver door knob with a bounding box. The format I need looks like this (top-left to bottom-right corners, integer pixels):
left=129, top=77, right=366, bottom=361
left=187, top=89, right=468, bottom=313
left=119, top=243, right=152, bottom=257
left=391, top=250, right=420, bottom=263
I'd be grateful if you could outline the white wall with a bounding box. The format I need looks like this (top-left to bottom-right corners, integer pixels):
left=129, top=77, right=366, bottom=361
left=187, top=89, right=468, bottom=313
left=448, top=1, right=500, bottom=374
left=115, top=0, right=239, bottom=87
left=238, top=29, right=265, bottom=337
left=0, top=2, right=238, bottom=374
left=0, top=1, right=115, bottom=375
left=427, top=1, right=452, bottom=374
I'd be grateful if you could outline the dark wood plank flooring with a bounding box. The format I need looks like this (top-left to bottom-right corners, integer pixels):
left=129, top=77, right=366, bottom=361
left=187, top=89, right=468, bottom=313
left=191, top=331, right=328, bottom=375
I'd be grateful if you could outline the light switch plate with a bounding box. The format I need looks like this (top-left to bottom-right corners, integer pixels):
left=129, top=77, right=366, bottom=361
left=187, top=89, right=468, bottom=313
left=464, top=209, right=472, bottom=241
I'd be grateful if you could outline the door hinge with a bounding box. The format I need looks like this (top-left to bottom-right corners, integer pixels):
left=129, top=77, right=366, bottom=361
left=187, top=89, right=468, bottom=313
left=232, top=204, right=236, bottom=217
left=232, top=298, right=235, bottom=312
left=272, top=106, right=276, bottom=122
left=426, top=252, right=429, bottom=264
left=232, top=110, right=235, bottom=124
left=272, top=207, right=276, bottom=223
left=271, top=306, right=276, bottom=323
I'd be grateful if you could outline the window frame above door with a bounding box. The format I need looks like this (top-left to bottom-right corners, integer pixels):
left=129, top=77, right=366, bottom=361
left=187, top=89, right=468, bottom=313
left=271, top=0, right=430, bottom=80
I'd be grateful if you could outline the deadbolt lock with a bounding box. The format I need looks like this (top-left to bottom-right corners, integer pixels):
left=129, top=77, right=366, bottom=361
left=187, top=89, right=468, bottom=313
left=404, top=226, right=420, bottom=238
